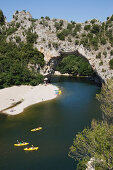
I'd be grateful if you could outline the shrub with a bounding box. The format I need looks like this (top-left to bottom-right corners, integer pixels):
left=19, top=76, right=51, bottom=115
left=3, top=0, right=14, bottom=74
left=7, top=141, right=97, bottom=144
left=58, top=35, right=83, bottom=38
left=67, top=23, right=74, bottom=30
left=54, top=21, right=63, bottom=30
left=110, top=15, right=113, bottom=21
left=6, top=27, right=17, bottom=36
left=52, top=42, right=58, bottom=49
left=75, top=24, right=81, bottom=32
left=96, top=52, right=101, bottom=59
left=90, top=37, right=98, bottom=48
left=57, top=32, right=65, bottom=41
left=81, top=33, right=86, bottom=37
left=59, top=20, right=63, bottom=26
left=0, top=10, right=5, bottom=25
left=109, top=59, right=113, bottom=69
left=110, top=50, right=113, bottom=56
left=16, top=22, right=20, bottom=28
left=48, top=42, right=51, bottom=48
left=62, top=29, right=70, bottom=36
left=75, top=40, right=79, bottom=45
left=26, top=30, right=38, bottom=44
left=91, top=24, right=100, bottom=34
left=99, top=61, right=103, bottom=66
left=45, top=16, right=50, bottom=20
left=90, top=19, right=97, bottom=24
left=15, top=36, right=21, bottom=43
left=100, top=37, right=106, bottom=45
left=103, top=51, right=107, bottom=57
left=84, top=25, right=91, bottom=31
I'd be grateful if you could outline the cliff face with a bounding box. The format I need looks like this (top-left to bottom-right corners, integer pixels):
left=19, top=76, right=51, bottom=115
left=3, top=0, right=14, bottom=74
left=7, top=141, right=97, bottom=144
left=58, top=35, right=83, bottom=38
left=1, top=10, right=113, bottom=81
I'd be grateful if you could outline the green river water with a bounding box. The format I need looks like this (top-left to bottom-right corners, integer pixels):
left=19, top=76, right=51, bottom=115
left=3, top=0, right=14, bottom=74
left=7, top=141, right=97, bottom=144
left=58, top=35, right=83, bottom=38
left=0, top=77, right=102, bottom=170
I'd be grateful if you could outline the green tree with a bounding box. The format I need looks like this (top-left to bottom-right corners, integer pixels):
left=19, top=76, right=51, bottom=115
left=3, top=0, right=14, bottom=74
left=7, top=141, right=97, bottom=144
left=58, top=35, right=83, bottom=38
left=56, top=55, right=93, bottom=76
left=96, top=79, right=113, bottom=122
left=57, top=32, right=65, bottom=40
left=109, top=59, right=113, bottom=69
left=69, top=121, right=113, bottom=170
left=84, top=25, right=91, bottom=31
left=26, top=29, right=38, bottom=44
left=91, top=24, right=100, bottom=34
left=0, top=9, right=5, bottom=25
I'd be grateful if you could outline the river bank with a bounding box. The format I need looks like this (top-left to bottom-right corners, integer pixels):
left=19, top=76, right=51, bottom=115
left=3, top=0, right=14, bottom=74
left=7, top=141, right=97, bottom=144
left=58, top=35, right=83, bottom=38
left=0, top=84, right=59, bottom=115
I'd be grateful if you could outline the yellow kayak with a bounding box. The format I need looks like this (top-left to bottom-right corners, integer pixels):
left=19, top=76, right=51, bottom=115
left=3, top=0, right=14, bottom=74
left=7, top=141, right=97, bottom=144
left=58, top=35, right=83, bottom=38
left=31, top=127, right=42, bottom=132
left=24, top=147, right=39, bottom=151
left=14, top=142, right=29, bottom=146
left=59, top=90, right=62, bottom=95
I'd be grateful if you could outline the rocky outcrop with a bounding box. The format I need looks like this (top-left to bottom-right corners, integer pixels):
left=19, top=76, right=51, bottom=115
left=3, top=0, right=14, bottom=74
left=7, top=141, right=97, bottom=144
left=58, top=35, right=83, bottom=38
left=3, top=11, right=113, bottom=82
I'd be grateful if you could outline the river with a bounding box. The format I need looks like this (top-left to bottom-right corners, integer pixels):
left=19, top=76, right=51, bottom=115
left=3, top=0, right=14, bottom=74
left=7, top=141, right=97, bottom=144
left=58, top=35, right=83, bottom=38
left=0, top=77, right=102, bottom=170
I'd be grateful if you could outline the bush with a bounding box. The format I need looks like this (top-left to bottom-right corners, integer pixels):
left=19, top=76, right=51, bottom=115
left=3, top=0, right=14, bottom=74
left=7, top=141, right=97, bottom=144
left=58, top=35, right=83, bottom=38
left=90, top=19, right=96, bottom=24
left=26, top=29, right=38, bottom=44
left=57, top=32, right=65, bottom=41
left=15, top=36, right=21, bottom=43
left=96, top=52, right=101, bottom=59
left=0, top=10, right=5, bottom=25
left=16, top=22, right=20, bottom=28
left=52, top=42, right=58, bottom=49
left=84, top=25, right=91, bottom=31
left=103, top=51, right=107, bottom=57
left=6, top=27, right=17, bottom=36
left=91, top=24, right=100, bottom=34
left=100, top=37, right=106, bottom=45
left=109, top=58, right=113, bottom=69
left=62, top=29, right=70, bottom=36
left=110, top=50, right=113, bottom=56
left=75, top=40, right=79, bottom=45
left=54, top=21, right=63, bottom=30
left=99, top=61, right=103, bottom=66
left=75, top=24, right=81, bottom=32
left=67, top=23, right=74, bottom=30
left=90, top=37, right=98, bottom=48
left=45, top=16, right=50, bottom=20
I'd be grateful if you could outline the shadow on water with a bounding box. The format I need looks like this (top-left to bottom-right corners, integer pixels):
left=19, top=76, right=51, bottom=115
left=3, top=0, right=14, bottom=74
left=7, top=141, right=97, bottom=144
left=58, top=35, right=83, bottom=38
left=0, top=77, right=102, bottom=170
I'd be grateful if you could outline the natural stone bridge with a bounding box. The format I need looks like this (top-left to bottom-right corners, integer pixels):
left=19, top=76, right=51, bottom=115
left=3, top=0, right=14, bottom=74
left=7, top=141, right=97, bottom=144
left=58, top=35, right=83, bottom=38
left=38, top=45, right=113, bottom=83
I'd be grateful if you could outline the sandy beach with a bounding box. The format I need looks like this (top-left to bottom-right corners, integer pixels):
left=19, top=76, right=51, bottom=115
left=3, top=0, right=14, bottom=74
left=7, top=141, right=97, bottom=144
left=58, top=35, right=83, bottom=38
left=0, top=84, right=59, bottom=115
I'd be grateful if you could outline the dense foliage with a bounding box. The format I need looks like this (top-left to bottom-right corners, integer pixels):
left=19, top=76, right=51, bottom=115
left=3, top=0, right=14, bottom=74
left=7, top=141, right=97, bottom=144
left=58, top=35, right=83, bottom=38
left=0, top=10, right=5, bottom=25
left=69, top=79, right=113, bottom=169
left=69, top=121, right=113, bottom=170
left=96, top=79, right=113, bottom=123
left=109, top=58, right=113, bottom=69
left=26, top=29, right=38, bottom=44
left=56, top=15, right=113, bottom=51
left=0, top=40, right=45, bottom=88
left=55, top=55, right=93, bottom=76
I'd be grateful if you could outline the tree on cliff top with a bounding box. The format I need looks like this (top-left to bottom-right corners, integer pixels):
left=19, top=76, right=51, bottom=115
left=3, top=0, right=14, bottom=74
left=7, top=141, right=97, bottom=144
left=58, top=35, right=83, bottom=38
left=0, top=10, right=5, bottom=25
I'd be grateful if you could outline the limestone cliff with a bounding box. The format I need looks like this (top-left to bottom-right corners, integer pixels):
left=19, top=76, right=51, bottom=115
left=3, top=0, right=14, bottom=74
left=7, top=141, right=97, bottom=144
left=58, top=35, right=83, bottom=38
left=1, top=10, right=113, bottom=82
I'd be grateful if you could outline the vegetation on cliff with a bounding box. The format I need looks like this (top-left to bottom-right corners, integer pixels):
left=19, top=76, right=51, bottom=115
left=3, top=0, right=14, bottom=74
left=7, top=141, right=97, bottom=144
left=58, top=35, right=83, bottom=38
left=56, top=15, right=113, bottom=51
left=69, top=121, right=113, bottom=170
left=69, top=79, right=113, bottom=169
left=0, top=41, right=44, bottom=88
left=96, top=79, right=113, bottom=123
left=0, top=9, right=5, bottom=25
left=55, top=54, right=94, bottom=76
left=0, top=11, right=45, bottom=89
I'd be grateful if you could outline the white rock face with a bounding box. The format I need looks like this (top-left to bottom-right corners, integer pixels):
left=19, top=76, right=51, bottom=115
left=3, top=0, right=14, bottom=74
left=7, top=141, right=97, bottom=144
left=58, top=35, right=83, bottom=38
left=86, top=158, right=95, bottom=170
left=4, top=11, right=113, bottom=81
